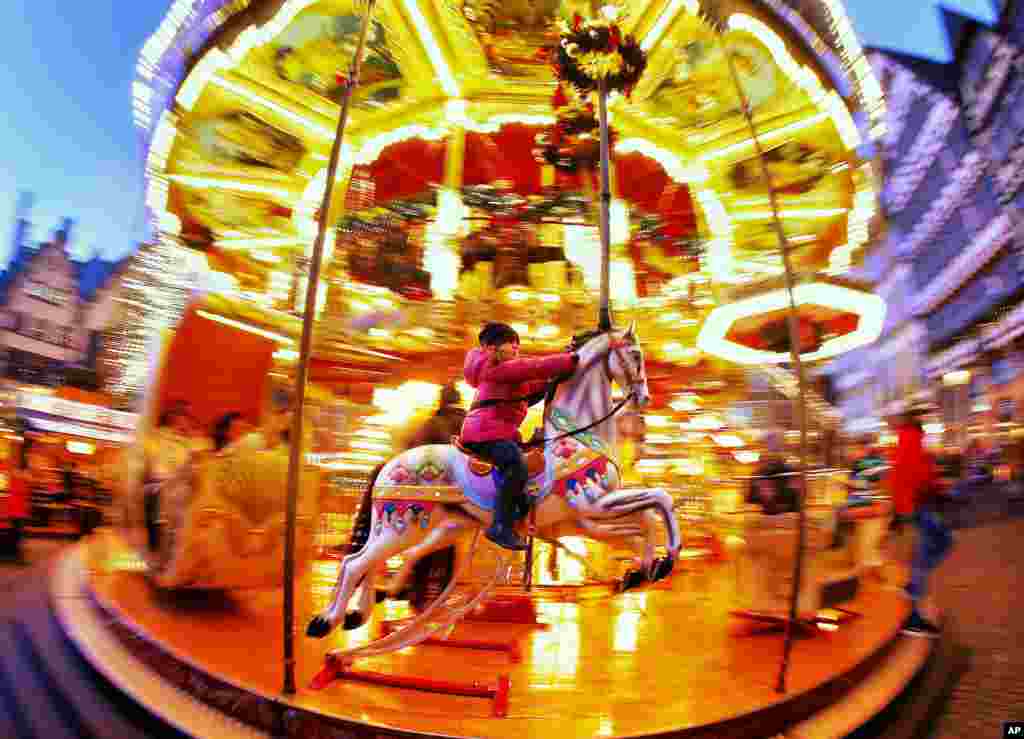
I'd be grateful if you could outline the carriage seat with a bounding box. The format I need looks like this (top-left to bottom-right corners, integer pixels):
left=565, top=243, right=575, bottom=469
left=451, top=436, right=545, bottom=479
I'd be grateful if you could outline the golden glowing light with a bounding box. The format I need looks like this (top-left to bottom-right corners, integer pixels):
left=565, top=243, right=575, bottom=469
left=712, top=433, right=745, bottom=448
left=209, top=75, right=336, bottom=138
left=196, top=310, right=295, bottom=345
left=640, top=0, right=698, bottom=52
left=701, top=112, right=829, bottom=161
left=214, top=236, right=304, bottom=250
left=273, top=348, right=299, bottom=361
left=734, top=450, right=760, bottom=464
left=400, top=0, right=460, bottom=97
left=131, top=0, right=881, bottom=420
left=167, top=175, right=296, bottom=201
left=370, top=381, right=443, bottom=426
left=613, top=610, right=642, bottom=652
left=731, top=208, right=848, bottom=221
left=530, top=602, right=581, bottom=681
left=675, top=457, right=704, bottom=476
left=942, top=370, right=971, bottom=387
left=686, top=414, right=724, bottom=431
left=669, top=394, right=700, bottom=412
left=727, top=15, right=861, bottom=149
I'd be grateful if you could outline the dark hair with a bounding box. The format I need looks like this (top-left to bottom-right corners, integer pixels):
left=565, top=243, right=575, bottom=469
left=478, top=322, right=519, bottom=347
left=213, top=412, right=243, bottom=451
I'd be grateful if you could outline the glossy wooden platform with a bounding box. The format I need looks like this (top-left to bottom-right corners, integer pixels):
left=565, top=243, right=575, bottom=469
left=81, top=533, right=919, bottom=739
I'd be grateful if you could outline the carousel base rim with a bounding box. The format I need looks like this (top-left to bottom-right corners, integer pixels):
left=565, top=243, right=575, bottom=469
left=57, top=536, right=937, bottom=739
left=51, top=546, right=267, bottom=739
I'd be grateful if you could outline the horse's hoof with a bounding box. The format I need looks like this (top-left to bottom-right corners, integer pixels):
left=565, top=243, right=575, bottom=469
left=343, top=611, right=366, bottom=630
left=306, top=616, right=332, bottom=638
left=620, top=569, right=647, bottom=592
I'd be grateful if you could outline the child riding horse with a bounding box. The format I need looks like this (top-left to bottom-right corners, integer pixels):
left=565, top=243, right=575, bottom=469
left=460, top=322, right=579, bottom=550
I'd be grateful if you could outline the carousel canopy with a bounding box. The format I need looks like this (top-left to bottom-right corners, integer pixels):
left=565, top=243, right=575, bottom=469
left=134, top=0, right=885, bottom=379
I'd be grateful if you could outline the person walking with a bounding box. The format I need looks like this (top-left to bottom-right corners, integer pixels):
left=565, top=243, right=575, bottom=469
left=891, top=410, right=953, bottom=638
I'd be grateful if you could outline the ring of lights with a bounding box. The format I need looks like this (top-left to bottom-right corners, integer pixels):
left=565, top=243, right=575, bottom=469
left=697, top=276, right=885, bottom=364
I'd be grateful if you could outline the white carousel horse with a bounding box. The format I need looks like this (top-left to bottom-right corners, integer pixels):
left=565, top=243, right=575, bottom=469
left=307, top=324, right=682, bottom=639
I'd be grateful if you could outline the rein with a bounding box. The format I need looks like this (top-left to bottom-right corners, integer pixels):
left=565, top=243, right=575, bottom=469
left=523, top=389, right=635, bottom=449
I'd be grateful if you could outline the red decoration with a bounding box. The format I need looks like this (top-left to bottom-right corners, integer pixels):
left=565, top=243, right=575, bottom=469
left=342, top=123, right=696, bottom=246
left=367, top=138, right=446, bottom=203
left=552, top=456, right=609, bottom=497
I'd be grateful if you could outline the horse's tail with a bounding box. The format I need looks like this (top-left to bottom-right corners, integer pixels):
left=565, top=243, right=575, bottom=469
left=346, top=463, right=382, bottom=555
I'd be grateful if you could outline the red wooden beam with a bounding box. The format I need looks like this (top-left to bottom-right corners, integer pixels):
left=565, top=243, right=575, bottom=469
left=310, top=658, right=511, bottom=717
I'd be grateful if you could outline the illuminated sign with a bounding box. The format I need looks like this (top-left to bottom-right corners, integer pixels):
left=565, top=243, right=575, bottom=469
left=17, top=391, right=138, bottom=431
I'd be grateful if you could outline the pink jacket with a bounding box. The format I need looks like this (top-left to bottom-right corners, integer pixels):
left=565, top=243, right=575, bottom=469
left=460, top=348, right=578, bottom=443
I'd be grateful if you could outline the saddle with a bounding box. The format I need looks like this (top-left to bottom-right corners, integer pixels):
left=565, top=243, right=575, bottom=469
left=451, top=436, right=545, bottom=479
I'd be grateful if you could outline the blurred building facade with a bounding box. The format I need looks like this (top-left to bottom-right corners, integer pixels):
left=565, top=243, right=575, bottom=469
left=0, top=194, right=127, bottom=388
left=828, top=1, right=1024, bottom=444
left=0, top=194, right=137, bottom=475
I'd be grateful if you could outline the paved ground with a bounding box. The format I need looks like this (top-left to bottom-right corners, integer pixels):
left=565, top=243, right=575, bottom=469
left=925, top=506, right=1024, bottom=737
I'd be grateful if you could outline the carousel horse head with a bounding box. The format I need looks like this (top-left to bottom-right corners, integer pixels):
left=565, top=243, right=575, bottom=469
left=571, top=321, right=650, bottom=409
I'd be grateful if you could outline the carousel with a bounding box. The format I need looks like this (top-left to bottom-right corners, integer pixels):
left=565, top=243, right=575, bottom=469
left=50, top=0, right=937, bottom=737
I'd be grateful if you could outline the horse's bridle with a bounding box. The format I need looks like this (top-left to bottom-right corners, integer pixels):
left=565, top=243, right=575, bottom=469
left=604, top=337, right=644, bottom=397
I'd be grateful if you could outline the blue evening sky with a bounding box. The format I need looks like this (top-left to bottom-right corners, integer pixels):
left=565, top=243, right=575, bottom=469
left=0, top=0, right=1001, bottom=269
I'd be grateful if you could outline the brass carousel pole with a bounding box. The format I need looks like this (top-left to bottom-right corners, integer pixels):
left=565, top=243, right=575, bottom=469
left=713, top=18, right=811, bottom=694
left=282, top=0, right=376, bottom=696
left=597, top=78, right=613, bottom=330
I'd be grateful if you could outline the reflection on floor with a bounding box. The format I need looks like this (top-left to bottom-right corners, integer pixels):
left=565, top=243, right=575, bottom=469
left=85, top=532, right=912, bottom=738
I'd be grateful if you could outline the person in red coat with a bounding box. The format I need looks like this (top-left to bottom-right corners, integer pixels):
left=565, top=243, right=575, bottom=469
left=890, top=410, right=952, bottom=637
left=460, top=322, right=579, bottom=550
left=3, top=442, right=31, bottom=561
left=888, top=413, right=931, bottom=525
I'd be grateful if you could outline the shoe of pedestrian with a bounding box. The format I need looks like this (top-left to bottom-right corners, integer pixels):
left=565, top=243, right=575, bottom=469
left=901, top=612, right=940, bottom=638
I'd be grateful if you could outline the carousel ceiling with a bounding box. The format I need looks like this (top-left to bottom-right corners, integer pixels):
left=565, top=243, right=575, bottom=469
left=139, top=0, right=885, bottom=376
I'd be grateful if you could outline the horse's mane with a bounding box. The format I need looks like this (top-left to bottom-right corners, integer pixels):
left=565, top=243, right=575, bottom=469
left=567, top=328, right=607, bottom=352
